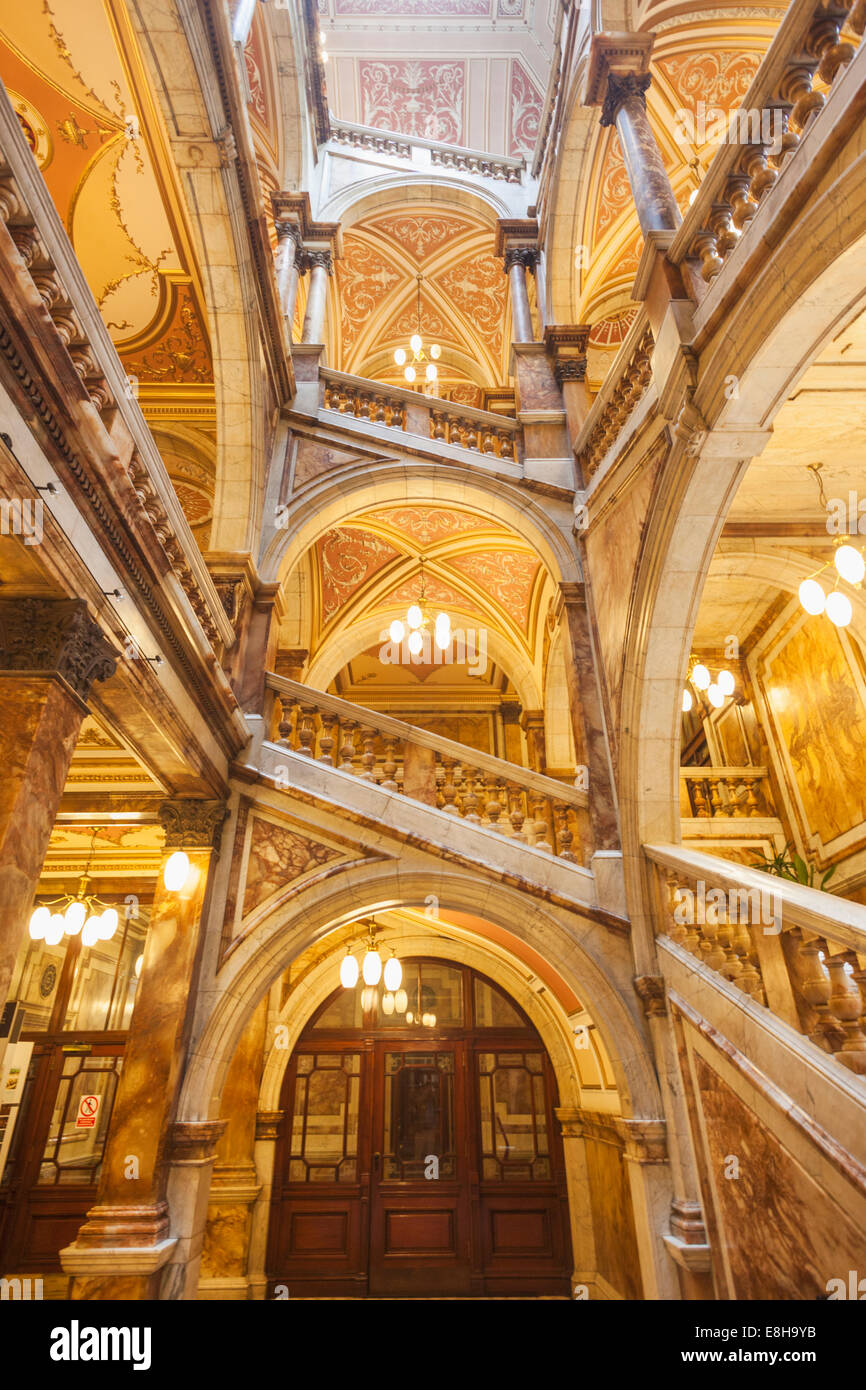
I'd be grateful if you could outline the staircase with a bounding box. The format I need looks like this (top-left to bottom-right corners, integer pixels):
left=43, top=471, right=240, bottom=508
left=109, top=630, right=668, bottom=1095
left=253, top=673, right=601, bottom=913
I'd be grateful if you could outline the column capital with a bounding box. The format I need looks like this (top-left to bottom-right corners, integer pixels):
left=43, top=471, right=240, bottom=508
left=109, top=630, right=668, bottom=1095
left=503, top=245, right=537, bottom=274
left=601, top=71, right=653, bottom=128
left=298, top=246, right=333, bottom=275
left=158, top=799, right=229, bottom=854
left=274, top=220, right=303, bottom=247
left=169, top=1120, right=227, bottom=1165
left=0, top=597, right=116, bottom=703
left=559, top=579, right=588, bottom=607
left=544, top=323, right=590, bottom=386
left=255, top=1110, right=284, bottom=1141
left=583, top=32, right=654, bottom=106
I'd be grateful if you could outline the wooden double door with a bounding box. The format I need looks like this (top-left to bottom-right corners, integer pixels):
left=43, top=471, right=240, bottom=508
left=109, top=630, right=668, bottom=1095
left=267, top=1003, right=572, bottom=1297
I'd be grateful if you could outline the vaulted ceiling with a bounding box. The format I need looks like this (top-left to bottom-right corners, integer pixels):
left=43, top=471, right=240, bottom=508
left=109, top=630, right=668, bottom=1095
left=317, top=0, right=554, bottom=159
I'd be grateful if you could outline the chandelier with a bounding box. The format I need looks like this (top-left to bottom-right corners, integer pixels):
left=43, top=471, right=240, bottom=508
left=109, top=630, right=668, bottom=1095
left=28, top=833, right=120, bottom=947
left=393, top=273, right=441, bottom=385
left=798, top=540, right=863, bottom=628
left=682, top=659, right=736, bottom=713
left=387, top=557, right=451, bottom=655
left=339, top=925, right=437, bottom=1027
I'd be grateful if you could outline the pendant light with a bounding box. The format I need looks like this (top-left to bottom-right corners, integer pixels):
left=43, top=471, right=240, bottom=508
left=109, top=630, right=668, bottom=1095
left=28, top=831, right=122, bottom=947
left=393, top=273, right=441, bottom=384
left=388, top=557, right=451, bottom=653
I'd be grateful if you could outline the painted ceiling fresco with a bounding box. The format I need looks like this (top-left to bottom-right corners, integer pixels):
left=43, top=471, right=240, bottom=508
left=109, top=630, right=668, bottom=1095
left=310, top=509, right=546, bottom=660
left=333, top=207, right=509, bottom=393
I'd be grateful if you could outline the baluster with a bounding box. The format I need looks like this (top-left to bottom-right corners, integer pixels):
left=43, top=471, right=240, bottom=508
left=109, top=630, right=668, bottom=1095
left=372, top=397, right=386, bottom=423
left=498, top=432, right=514, bottom=460
left=530, top=794, right=552, bottom=852
left=277, top=698, right=298, bottom=748
left=716, top=910, right=743, bottom=984
left=808, top=8, right=856, bottom=86
left=508, top=786, right=527, bottom=843
left=357, top=393, right=371, bottom=421
left=665, top=876, right=689, bottom=949
left=779, top=58, right=822, bottom=137
left=359, top=728, right=378, bottom=780
left=692, top=779, right=710, bottom=818
left=461, top=768, right=481, bottom=823
left=698, top=910, right=727, bottom=974
left=793, top=933, right=834, bottom=1048
left=296, top=704, right=317, bottom=757
left=481, top=429, right=496, bottom=454
left=554, top=804, right=577, bottom=862
left=709, top=777, right=723, bottom=817
left=826, top=956, right=866, bottom=1073
left=691, top=228, right=723, bottom=282
left=725, top=170, right=757, bottom=233
left=730, top=779, right=746, bottom=817
left=338, top=720, right=358, bottom=772
left=431, top=412, right=446, bottom=442
left=381, top=737, right=399, bottom=791
left=484, top=775, right=504, bottom=831
left=318, top=713, right=338, bottom=765
left=464, top=419, right=479, bottom=451
left=733, top=921, right=764, bottom=1000
left=440, top=757, right=459, bottom=814
left=743, top=777, right=761, bottom=817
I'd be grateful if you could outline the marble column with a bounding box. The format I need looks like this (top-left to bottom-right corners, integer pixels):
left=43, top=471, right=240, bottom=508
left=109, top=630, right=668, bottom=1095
left=504, top=247, right=535, bottom=344
left=300, top=249, right=332, bottom=345
left=274, top=221, right=302, bottom=329
left=247, top=1109, right=284, bottom=1299
left=601, top=74, right=681, bottom=239
left=0, top=598, right=115, bottom=1018
left=61, top=799, right=228, bottom=1300
left=198, top=997, right=267, bottom=1299
left=559, top=583, right=620, bottom=853
left=556, top=1110, right=602, bottom=1296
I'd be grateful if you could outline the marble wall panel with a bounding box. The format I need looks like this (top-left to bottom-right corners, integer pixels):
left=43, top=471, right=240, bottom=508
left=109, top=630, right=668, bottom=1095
left=584, top=1135, right=643, bottom=1298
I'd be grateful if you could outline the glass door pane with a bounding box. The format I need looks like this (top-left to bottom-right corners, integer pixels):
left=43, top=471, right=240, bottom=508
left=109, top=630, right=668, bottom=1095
left=382, top=1052, right=456, bottom=1180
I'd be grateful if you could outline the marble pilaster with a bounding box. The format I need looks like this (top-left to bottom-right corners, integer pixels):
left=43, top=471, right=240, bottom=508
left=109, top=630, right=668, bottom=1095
left=0, top=598, right=115, bottom=1016
left=300, top=249, right=332, bottom=345
left=61, top=799, right=228, bottom=1300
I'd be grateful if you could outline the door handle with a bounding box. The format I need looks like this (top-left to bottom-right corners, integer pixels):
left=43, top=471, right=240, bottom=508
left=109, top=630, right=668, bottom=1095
left=373, top=1151, right=381, bottom=1174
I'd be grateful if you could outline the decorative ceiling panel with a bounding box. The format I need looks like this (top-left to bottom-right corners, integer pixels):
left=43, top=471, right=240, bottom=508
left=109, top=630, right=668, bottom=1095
left=364, top=212, right=477, bottom=262
left=317, top=526, right=400, bottom=621
left=655, top=50, right=760, bottom=113
left=335, top=233, right=404, bottom=357
left=359, top=59, right=465, bottom=144
left=446, top=550, right=540, bottom=630
left=376, top=572, right=487, bottom=623
left=434, top=251, right=507, bottom=360
left=361, top=507, right=492, bottom=547
left=508, top=59, right=542, bottom=159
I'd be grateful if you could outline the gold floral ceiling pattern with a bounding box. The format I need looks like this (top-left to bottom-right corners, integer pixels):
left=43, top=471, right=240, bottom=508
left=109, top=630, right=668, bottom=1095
left=333, top=207, right=510, bottom=393
left=0, top=0, right=211, bottom=383
left=308, top=509, right=547, bottom=677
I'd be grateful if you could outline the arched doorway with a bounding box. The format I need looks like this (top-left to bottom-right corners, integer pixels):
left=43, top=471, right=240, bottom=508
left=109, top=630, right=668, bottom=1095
left=265, top=959, right=573, bottom=1297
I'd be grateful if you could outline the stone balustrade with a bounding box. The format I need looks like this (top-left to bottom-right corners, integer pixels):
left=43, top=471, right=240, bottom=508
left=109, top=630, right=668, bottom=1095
left=680, top=765, right=774, bottom=818
left=266, top=674, right=588, bottom=864
left=574, top=313, right=654, bottom=482
left=645, top=842, right=866, bottom=1078
left=328, top=119, right=525, bottom=183
left=320, top=369, right=522, bottom=462
left=669, top=0, right=864, bottom=285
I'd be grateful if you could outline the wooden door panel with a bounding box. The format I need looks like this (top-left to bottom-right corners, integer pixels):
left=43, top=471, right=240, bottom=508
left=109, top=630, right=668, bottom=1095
left=384, top=1207, right=456, bottom=1252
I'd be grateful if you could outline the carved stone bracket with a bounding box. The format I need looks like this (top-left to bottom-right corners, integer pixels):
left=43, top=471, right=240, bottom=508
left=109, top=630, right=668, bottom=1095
left=0, top=597, right=116, bottom=703
left=634, top=974, right=667, bottom=1017
left=159, top=799, right=229, bottom=855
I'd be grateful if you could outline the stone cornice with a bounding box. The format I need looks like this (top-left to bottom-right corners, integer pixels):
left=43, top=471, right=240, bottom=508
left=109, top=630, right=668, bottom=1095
left=582, top=32, right=654, bottom=107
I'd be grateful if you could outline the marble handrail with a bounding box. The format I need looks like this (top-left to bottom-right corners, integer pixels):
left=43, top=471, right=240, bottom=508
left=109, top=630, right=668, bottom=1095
left=320, top=369, right=522, bottom=462
left=645, top=841, right=866, bottom=1079
left=679, top=765, right=772, bottom=817
left=573, top=309, right=653, bottom=483
left=668, top=0, right=864, bottom=284
left=266, top=673, right=588, bottom=863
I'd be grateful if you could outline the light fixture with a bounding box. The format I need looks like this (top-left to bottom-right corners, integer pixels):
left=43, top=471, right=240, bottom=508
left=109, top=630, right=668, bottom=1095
left=382, top=991, right=395, bottom=1016
left=340, top=948, right=359, bottom=989
left=799, top=577, right=826, bottom=615
left=163, top=849, right=192, bottom=892
left=383, top=951, right=402, bottom=992
left=834, top=543, right=865, bottom=585
left=826, top=590, right=853, bottom=627
left=28, top=832, right=123, bottom=948
left=386, top=556, right=451, bottom=656
left=683, top=659, right=737, bottom=715
left=393, top=273, right=441, bottom=387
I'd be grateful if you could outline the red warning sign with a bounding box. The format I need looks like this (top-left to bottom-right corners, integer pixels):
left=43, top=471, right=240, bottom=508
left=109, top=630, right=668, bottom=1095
left=75, top=1094, right=100, bottom=1129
